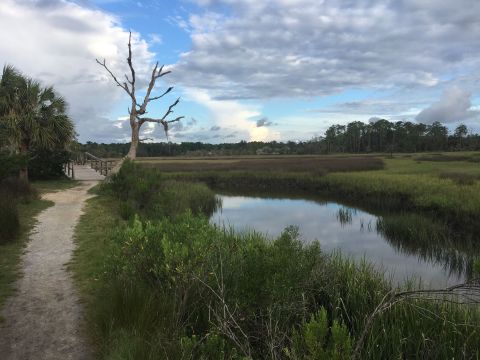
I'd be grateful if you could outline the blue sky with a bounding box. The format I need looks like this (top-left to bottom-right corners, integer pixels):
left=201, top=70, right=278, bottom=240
left=0, top=0, right=479, bottom=143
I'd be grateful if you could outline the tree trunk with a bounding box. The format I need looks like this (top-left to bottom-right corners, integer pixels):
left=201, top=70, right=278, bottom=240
left=126, top=118, right=140, bottom=160
left=18, top=142, right=29, bottom=183
left=106, top=119, right=140, bottom=180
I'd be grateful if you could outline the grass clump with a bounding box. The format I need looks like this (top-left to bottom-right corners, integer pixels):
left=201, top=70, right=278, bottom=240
left=103, top=159, right=219, bottom=220
left=415, top=154, right=471, bottom=162
left=439, top=171, right=479, bottom=185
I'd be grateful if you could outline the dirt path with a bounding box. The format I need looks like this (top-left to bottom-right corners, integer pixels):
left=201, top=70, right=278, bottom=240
left=0, top=181, right=97, bottom=360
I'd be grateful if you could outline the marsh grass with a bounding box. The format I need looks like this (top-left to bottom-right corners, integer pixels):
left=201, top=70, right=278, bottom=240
left=103, top=159, right=220, bottom=220
left=439, top=171, right=480, bottom=185
left=416, top=154, right=471, bottom=162
left=141, top=156, right=384, bottom=174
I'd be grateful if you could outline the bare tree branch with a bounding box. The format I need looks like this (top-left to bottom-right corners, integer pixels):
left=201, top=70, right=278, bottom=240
left=148, top=87, right=173, bottom=102
left=155, top=64, right=171, bottom=79
left=96, top=31, right=182, bottom=160
left=95, top=58, right=133, bottom=98
left=126, top=31, right=136, bottom=101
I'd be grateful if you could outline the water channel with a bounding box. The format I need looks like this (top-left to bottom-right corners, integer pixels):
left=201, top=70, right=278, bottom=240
left=211, top=194, right=474, bottom=287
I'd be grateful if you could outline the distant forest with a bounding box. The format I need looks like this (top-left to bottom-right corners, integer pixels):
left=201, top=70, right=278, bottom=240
left=78, top=119, right=480, bottom=157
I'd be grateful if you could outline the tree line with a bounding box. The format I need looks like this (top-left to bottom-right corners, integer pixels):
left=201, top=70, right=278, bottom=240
left=78, top=119, right=480, bottom=158
left=322, top=119, right=475, bottom=153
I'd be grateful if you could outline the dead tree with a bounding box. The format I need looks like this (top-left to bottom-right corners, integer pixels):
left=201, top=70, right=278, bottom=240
left=96, top=31, right=183, bottom=161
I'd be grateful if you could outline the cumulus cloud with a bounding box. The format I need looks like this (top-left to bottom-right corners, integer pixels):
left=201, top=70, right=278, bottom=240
left=172, top=0, right=480, bottom=100
left=0, top=0, right=155, bottom=142
left=416, top=86, right=479, bottom=124
left=184, top=88, right=280, bottom=142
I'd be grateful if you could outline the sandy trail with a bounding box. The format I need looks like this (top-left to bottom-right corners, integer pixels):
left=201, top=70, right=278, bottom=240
left=0, top=181, right=97, bottom=360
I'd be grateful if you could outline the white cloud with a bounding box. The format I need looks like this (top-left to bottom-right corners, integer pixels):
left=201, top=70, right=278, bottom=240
left=184, top=88, right=280, bottom=142
left=0, top=0, right=154, bottom=142
left=173, top=0, right=480, bottom=100
left=416, top=86, right=479, bottom=124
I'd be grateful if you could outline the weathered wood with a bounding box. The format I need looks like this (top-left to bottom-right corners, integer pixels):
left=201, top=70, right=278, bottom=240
left=82, top=152, right=118, bottom=177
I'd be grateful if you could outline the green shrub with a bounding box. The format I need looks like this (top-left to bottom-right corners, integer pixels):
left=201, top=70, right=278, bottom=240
left=104, top=160, right=219, bottom=219
left=0, top=191, right=19, bottom=244
left=87, top=163, right=480, bottom=359
left=102, top=212, right=480, bottom=359
left=286, top=307, right=353, bottom=360
left=0, top=152, right=27, bottom=181
left=28, top=148, right=70, bottom=180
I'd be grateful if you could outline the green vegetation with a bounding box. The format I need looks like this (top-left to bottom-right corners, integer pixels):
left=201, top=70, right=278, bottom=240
left=72, top=160, right=480, bottom=359
left=139, top=155, right=384, bottom=175
left=104, top=160, right=219, bottom=220
left=145, top=153, right=480, bottom=234
left=0, top=64, right=75, bottom=182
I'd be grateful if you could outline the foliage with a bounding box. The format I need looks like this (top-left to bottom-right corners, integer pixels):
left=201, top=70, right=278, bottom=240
left=286, top=307, right=353, bottom=360
left=103, top=159, right=219, bottom=220
left=0, top=191, right=19, bottom=244
left=0, top=152, right=27, bottom=181
left=72, top=159, right=480, bottom=359
left=28, top=148, right=70, bottom=180
left=92, top=211, right=479, bottom=359
left=0, top=64, right=75, bottom=181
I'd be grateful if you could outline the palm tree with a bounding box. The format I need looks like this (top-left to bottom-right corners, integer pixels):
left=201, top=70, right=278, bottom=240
left=0, top=65, right=75, bottom=181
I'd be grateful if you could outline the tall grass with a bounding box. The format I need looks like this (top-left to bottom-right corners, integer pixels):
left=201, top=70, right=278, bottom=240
left=94, top=213, right=480, bottom=359
left=103, top=159, right=220, bottom=220
left=73, top=161, right=480, bottom=359
left=141, top=156, right=384, bottom=174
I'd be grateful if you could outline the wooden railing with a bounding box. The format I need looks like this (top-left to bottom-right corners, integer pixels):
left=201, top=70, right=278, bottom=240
left=82, top=152, right=117, bottom=176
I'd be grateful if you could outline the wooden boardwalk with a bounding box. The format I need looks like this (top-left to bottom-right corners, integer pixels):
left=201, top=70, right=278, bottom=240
left=71, top=164, right=105, bottom=181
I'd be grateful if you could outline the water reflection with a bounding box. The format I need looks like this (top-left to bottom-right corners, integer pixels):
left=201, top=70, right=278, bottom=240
left=210, top=194, right=477, bottom=287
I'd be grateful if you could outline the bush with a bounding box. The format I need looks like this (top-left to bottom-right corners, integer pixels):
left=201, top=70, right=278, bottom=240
left=28, top=148, right=70, bottom=180
left=90, top=163, right=480, bottom=359
left=0, top=191, right=19, bottom=244
left=104, top=160, right=219, bottom=219
left=0, top=152, right=27, bottom=181
left=101, top=212, right=480, bottom=359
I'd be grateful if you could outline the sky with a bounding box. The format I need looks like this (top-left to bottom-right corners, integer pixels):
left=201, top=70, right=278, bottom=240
left=0, top=0, right=479, bottom=144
